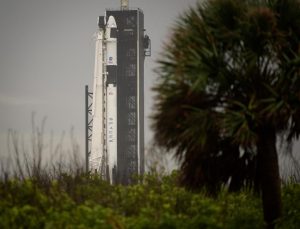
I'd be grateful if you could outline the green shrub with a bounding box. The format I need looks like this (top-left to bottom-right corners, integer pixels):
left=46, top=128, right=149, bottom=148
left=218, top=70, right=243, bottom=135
left=0, top=173, right=299, bottom=228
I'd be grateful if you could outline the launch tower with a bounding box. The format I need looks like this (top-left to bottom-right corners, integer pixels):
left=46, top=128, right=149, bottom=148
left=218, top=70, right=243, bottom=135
left=85, top=0, right=151, bottom=184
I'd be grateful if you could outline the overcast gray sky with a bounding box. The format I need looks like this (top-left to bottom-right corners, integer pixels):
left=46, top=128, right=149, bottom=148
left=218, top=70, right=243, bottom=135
left=0, top=0, right=199, bottom=160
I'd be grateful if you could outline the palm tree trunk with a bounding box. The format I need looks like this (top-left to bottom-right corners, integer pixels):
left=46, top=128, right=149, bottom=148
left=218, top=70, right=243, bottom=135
left=256, top=126, right=282, bottom=229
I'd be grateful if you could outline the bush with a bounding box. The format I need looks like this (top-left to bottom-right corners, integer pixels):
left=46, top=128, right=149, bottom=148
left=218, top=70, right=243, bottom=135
left=0, top=172, right=299, bottom=228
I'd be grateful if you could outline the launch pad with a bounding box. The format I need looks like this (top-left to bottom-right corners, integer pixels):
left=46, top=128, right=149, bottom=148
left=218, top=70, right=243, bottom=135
left=85, top=1, right=150, bottom=184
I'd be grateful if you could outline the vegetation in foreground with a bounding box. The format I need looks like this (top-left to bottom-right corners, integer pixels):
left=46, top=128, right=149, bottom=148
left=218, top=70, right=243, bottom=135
left=0, top=171, right=299, bottom=229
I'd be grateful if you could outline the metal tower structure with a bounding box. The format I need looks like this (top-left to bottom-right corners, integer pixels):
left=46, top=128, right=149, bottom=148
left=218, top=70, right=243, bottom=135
left=85, top=0, right=151, bottom=184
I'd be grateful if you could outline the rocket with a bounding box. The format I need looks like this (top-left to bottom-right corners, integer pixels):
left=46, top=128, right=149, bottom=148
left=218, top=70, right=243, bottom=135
left=105, top=15, right=118, bottom=184
left=90, top=19, right=104, bottom=174
left=88, top=0, right=148, bottom=184
left=90, top=15, right=118, bottom=184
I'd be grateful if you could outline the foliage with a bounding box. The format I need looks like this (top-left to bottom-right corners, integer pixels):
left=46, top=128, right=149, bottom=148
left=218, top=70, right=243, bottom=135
left=0, top=171, right=299, bottom=228
left=153, top=0, right=300, bottom=193
left=152, top=0, right=300, bottom=226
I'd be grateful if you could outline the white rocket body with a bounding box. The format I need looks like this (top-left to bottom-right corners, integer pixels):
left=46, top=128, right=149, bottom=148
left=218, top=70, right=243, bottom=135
left=90, top=29, right=104, bottom=173
left=90, top=15, right=118, bottom=184
left=105, top=16, right=118, bottom=183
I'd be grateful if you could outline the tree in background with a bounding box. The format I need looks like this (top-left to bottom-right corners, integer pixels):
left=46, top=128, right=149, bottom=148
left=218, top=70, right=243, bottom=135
left=152, top=0, right=300, bottom=227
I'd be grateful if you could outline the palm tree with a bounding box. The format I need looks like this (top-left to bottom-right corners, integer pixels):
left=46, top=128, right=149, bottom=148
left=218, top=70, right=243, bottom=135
left=152, top=0, right=300, bottom=227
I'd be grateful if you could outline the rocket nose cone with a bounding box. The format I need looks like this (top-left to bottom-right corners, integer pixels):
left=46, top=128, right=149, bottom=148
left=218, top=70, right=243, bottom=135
left=107, top=16, right=117, bottom=28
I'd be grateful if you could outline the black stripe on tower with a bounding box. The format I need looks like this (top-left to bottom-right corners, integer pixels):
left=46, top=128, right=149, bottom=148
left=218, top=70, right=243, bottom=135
left=107, top=66, right=117, bottom=85
left=98, top=16, right=105, bottom=29
left=110, top=28, right=118, bottom=38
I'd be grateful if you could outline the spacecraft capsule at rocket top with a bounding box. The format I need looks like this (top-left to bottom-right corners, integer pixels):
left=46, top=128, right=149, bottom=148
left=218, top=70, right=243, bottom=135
left=106, top=16, right=117, bottom=66
left=107, top=16, right=117, bottom=29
